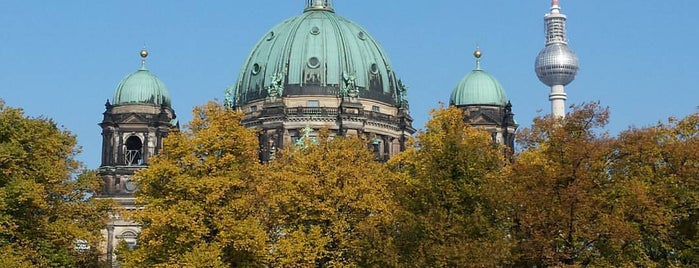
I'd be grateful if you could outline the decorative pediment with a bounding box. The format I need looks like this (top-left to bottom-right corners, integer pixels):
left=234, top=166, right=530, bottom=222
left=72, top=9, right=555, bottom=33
left=120, top=113, right=148, bottom=124
left=465, top=110, right=501, bottom=126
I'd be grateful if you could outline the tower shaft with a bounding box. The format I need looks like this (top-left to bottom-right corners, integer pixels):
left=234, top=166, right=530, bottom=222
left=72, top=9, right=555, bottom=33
left=550, top=85, right=567, bottom=118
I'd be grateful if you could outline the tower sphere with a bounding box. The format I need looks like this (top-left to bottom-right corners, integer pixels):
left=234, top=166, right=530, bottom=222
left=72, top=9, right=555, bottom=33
left=535, top=42, right=578, bottom=87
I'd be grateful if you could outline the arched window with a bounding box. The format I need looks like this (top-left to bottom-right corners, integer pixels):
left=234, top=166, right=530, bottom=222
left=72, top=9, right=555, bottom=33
left=117, top=230, right=139, bottom=249
left=124, top=136, right=143, bottom=166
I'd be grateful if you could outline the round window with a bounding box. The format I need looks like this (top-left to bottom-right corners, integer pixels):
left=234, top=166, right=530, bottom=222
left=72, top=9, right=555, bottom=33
left=266, top=31, right=275, bottom=41
left=310, top=26, right=320, bottom=35
left=370, top=63, right=379, bottom=74
left=252, top=63, right=261, bottom=75
left=308, top=57, right=320, bottom=69
left=357, top=32, right=366, bottom=40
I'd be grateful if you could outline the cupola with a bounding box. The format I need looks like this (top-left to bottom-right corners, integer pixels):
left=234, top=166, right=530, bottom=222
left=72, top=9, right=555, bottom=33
left=112, top=48, right=172, bottom=107
left=450, top=48, right=509, bottom=107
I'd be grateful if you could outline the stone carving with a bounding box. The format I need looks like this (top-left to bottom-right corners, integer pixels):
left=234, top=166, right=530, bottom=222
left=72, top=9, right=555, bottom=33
left=295, top=125, right=315, bottom=149
left=342, top=71, right=359, bottom=98
left=267, top=73, right=284, bottom=100
left=224, top=86, right=234, bottom=107
left=398, top=79, right=409, bottom=109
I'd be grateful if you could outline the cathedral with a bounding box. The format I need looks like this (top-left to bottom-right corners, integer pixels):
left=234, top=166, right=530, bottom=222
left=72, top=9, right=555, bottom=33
left=97, top=0, right=576, bottom=265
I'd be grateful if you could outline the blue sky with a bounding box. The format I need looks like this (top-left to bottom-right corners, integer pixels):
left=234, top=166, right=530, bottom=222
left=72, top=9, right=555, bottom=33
left=2, top=0, right=698, bottom=169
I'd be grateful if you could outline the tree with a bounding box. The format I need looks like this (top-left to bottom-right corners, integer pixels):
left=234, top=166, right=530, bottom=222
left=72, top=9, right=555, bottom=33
left=258, top=131, right=401, bottom=267
left=503, top=102, right=699, bottom=266
left=118, top=102, right=266, bottom=267
left=611, top=112, right=699, bottom=266
left=120, top=102, right=401, bottom=267
left=505, top=103, right=624, bottom=266
left=0, top=100, right=110, bottom=267
left=388, top=106, right=513, bottom=267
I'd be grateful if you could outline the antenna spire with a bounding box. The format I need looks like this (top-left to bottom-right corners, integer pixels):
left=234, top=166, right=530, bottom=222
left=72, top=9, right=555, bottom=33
left=551, top=0, right=561, bottom=14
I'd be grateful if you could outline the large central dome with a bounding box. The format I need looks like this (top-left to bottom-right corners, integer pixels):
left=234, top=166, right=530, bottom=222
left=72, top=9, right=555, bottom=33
left=232, top=2, right=402, bottom=106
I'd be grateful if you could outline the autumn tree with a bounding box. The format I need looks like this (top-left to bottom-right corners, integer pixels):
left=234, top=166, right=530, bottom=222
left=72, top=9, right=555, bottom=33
left=0, top=100, right=110, bottom=267
left=610, top=112, right=699, bottom=266
left=120, top=102, right=401, bottom=267
left=504, top=103, right=623, bottom=266
left=504, top=102, right=699, bottom=266
left=119, top=102, right=267, bottom=267
left=388, top=106, right=513, bottom=267
left=257, top=132, right=401, bottom=267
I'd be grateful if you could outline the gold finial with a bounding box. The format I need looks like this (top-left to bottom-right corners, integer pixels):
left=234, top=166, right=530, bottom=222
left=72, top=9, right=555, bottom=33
left=473, top=47, right=482, bottom=70
left=140, top=47, right=148, bottom=70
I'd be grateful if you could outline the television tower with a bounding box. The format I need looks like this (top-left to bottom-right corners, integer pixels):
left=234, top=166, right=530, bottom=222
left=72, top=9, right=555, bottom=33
left=535, top=0, right=579, bottom=118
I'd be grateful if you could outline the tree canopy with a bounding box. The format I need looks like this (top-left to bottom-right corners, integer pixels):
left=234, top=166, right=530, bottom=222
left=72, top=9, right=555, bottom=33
left=0, top=100, right=109, bottom=267
left=388, top=106, right=512, bottom=267
left=118, top=102, right=265, bottom=267
left=506, top=103, right=699, bottom=266
left=116, top=101, right=699, bottom=267
left=120, top=102, right=402, bottom=267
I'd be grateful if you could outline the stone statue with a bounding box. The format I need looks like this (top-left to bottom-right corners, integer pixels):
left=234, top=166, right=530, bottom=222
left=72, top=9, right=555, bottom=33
left=224, top=86, right=234, bottom=107
left=295, top=125, right=315, bottom=149
left=267, top=73, right=284, bottom=99
left=342, top=71, right=359, bottom=98
left=398, top=79, right=409, bottom=109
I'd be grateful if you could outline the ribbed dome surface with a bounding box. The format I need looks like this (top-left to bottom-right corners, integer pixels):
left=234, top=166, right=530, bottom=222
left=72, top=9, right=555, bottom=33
left=450, top=69, right=508, bottom=106
left=113, top=68, right=171, bottom=107
left=234, top=8, right=402, bottom=106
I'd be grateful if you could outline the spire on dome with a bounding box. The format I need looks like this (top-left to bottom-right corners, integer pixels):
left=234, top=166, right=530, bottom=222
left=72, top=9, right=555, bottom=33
left=473, top=47, right=483, bottom=70
left=140, top=47, right=148, bottom=70
left=305, top=0, right=334, bottom=12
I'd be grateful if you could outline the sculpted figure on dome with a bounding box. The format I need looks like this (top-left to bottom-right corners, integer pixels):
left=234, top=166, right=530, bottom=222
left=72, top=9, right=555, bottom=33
left=342, top=71, right=359, bottom=98
left=398, top=79, right=409, bottom=109
left=224, top=87, right=234, bottom=107
left=295, top=125, right=315, bottom=149
left=267, top=73, right=284, bottom=99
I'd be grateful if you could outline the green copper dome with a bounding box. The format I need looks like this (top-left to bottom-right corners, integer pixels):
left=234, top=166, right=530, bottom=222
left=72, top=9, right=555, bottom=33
left=450, top=51, right=508, bottom=107
left=233, top=3, right=403, bottom=106
left=113, top=50, right=171, bottom=107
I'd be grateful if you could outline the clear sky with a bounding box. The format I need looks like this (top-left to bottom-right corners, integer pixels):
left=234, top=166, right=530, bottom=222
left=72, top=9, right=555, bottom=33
left=2, top=0, right=698, bottom=169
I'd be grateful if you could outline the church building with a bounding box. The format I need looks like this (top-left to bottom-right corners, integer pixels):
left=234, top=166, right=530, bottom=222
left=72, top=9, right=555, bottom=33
left=93, top=0, right=583, bottom=265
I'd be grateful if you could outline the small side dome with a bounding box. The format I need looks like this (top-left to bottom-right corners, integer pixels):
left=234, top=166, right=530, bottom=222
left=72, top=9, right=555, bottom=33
left=113, top=49, right=172, bottom=107
left=450, top=49, right=508, bottom=106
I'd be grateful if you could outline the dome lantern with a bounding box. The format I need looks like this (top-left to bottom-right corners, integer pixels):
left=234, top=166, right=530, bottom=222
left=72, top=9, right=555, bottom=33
left=305, top=0, right=334, bottom=12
